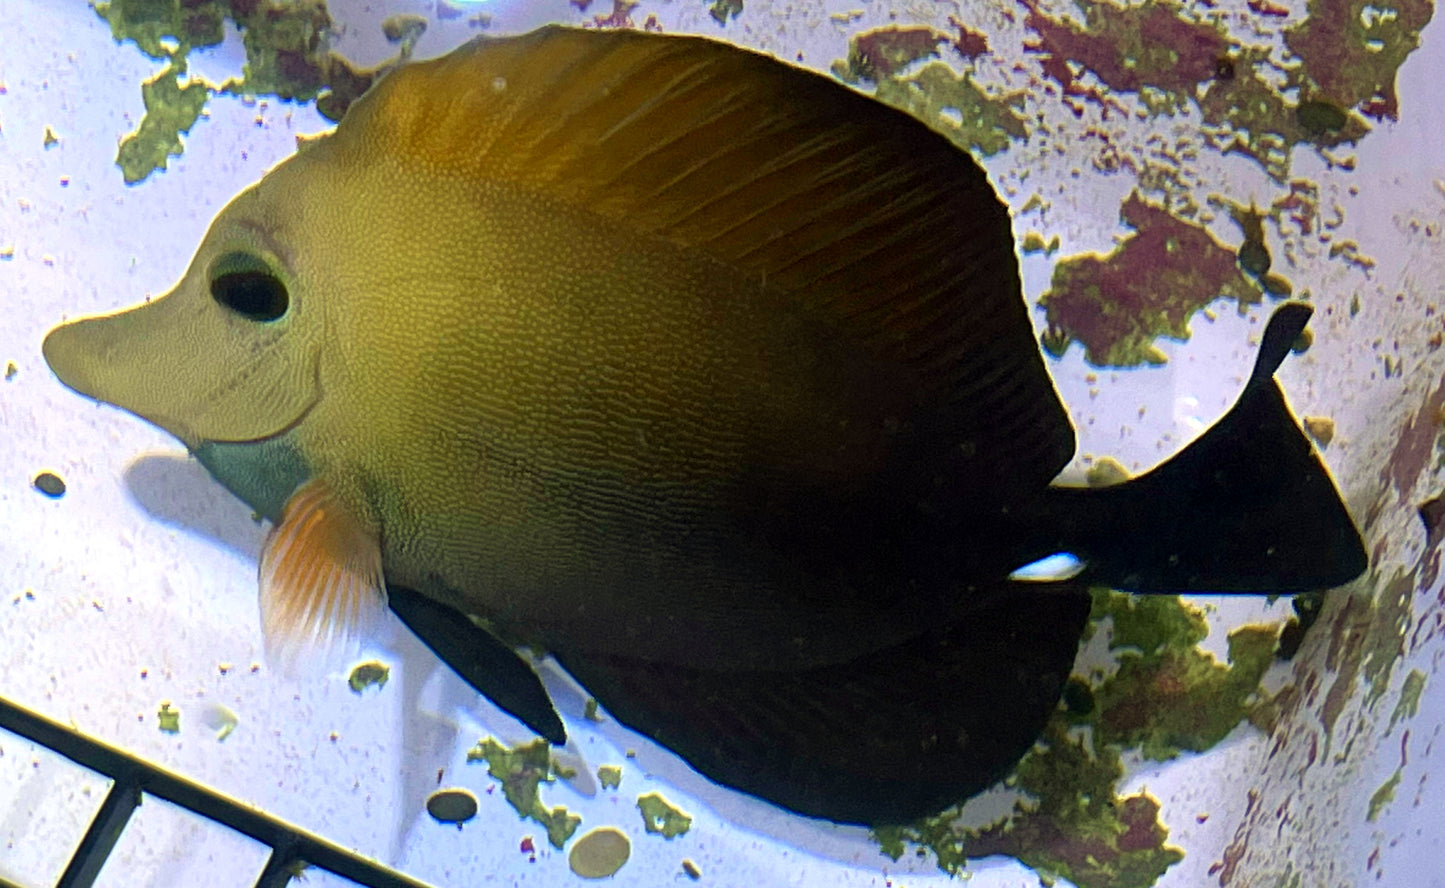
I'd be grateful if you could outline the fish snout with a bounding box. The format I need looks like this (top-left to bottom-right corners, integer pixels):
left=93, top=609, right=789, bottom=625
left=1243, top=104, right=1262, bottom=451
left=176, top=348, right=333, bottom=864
left=42, top=321, right=99, bottom=401
left=42, top=313, right=201, bottom=448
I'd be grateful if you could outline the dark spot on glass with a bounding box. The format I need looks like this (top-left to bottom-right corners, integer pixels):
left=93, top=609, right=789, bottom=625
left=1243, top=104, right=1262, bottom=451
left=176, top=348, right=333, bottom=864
left=1292, top=590, right=1324, bottom=627
left=1238, top=239, right=1271, bottom=276
left=34, top=472, right=66, bottom=498
left=1278, top=591, right=1326, bottom=659
left=1276, top=617, right=1305, bottom=660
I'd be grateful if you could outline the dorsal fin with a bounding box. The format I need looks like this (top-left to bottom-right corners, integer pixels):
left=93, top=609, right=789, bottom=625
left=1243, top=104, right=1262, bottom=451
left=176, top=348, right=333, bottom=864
left=339, top=26, right=1073, bottom=486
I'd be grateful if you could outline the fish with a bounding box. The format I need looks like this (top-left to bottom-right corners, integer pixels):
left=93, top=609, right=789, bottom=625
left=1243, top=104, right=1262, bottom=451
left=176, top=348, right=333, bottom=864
left=41, top=25, right=1367, bottom=825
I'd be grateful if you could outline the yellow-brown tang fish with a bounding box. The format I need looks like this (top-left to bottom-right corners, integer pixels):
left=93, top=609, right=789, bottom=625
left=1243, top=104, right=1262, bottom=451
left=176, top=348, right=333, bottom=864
left=42, top=26, right=1365, bottom=824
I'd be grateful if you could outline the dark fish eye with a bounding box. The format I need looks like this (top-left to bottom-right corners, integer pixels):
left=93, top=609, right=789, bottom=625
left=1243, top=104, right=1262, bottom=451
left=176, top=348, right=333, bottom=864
left=209, top=252, right=289, bottom=322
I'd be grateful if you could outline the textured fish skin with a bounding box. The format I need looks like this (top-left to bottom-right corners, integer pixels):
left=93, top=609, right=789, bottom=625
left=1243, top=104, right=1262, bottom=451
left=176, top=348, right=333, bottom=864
left=41, top=27, right=1367, bottom=825
left=43, top=26, right=1076, bottom=674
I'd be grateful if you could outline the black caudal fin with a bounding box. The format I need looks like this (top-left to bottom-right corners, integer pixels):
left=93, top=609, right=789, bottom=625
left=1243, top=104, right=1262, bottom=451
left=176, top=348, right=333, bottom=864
left=555, top=586, right=1091, bottom=825
left=1049, top=302, right=1368, bottom=594
left=388, top=585, right=566, bottom=745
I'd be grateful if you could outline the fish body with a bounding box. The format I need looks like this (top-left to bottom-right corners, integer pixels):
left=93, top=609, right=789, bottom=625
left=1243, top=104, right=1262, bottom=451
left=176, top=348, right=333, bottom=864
left=43, top=26, right=1366, bottom=824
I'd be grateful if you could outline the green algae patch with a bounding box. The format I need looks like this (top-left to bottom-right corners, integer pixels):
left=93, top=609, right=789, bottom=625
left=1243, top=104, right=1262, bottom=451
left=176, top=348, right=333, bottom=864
left=1366, top=767, right=1402, bottom=821
left=466, top=736, right=581, bottom=848
left=1022, top=231, right=1061, bottom=256
left=874, top=590, right=1289, bottom=886
left=1084, top=590, right=1279, bottom=758
left=94, top=0, right=229, bottom=182
left=1360, top=571, right=1414, bottom=708
left=381, top=13, right=428, bottom=47
left=95, top=0, right=390, bottom=182
left=1387, top=669, right=1427, bottom=734
left=1015, top=0, right=1425, bottom=180
left=224, top=0, right=334, bottom=100
left=1296, top=100, right=1349, bottom=136
left=1283, top=0, right=1436, bottom=122
left=833, top=27, right=1028, bottom=158
left=873, top=63, right=1027, bottom=158
left=833, top=26, right=947, bottom=82
left=598, top=764, right=623, bottom=790
left=1308, top=568, right=1417, bottom=742
left=637, top=792, right=692, bottom=838
left=347, top=660, right=390, bottom=694
left=157, top=701, right=180, bottom=734
left=94, top=0, right=228, bottom=59
left=536, top=803, right=583, bottom=849
left=1038, top=191, right=1262, bottom=367
left=876, top=719, right=1184, bottom=888
left=116, top=64, right=209, bottom=184
left=1095, top=622, right=1278, bottom=759
left=1195, top=49, right=1371, bottom=181
left=1084, top=457, right=1130, bottom=488
left=1088, top=588, right=1206, bottom=655
left=707, top=0, right=743, bottom=25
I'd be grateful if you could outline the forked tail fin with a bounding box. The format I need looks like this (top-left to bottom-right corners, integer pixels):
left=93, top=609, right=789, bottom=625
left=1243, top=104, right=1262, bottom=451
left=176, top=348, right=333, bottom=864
left=1043, top=302, right=1367, bottom=594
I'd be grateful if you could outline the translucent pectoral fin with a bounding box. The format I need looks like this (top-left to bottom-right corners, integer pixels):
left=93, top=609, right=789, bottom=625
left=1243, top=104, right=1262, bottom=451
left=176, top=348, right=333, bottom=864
left=259, top=479, right=388, bottom=670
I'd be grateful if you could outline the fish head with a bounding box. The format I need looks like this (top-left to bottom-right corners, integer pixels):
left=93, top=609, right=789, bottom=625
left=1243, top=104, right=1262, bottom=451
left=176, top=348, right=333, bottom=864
left=42, top=162, right=329, bottom=452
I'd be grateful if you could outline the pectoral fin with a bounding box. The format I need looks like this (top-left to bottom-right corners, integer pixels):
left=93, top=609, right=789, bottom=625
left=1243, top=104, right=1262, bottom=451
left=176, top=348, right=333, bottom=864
left=259, top=479, right=388, bottom=667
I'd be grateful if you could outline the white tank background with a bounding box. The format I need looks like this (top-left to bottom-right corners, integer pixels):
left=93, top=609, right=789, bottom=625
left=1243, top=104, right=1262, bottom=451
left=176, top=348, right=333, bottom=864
left=0, top=1, right=1440, bottom=886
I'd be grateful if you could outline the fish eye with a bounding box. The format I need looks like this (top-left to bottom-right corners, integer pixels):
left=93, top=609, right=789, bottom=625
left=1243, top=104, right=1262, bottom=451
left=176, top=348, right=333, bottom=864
left=209, top=251, right=289, bottom=322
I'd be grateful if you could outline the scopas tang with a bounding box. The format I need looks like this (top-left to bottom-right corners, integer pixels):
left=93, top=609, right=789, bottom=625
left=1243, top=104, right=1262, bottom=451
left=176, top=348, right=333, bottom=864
left=42, top=26, right=1366, bottom=825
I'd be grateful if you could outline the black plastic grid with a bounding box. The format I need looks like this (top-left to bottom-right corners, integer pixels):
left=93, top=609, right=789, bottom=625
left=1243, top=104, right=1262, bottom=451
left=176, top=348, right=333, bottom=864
left=0, top=696, right=434, bottom=888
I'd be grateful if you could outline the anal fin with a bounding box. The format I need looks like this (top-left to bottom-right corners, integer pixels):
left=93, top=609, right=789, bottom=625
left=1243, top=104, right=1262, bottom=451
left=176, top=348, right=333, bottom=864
left=555, top=586, right=1091, bottom=825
